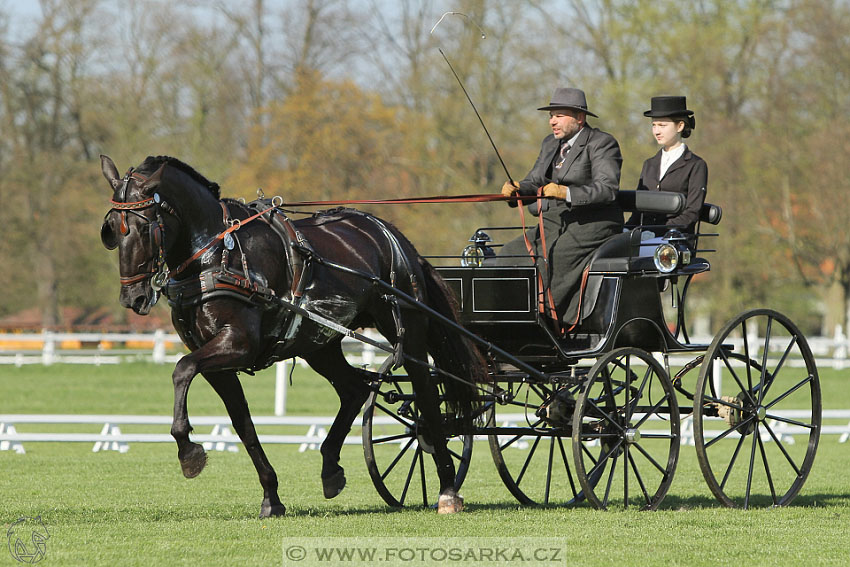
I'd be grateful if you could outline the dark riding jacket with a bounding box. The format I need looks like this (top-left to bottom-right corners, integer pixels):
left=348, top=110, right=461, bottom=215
left=496, top=125, right=623, bottom=325
left=627, top=147, right=708, bottom=232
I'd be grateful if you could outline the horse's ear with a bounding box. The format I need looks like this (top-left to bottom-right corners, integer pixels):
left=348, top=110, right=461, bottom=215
left=101, top=155, right=121, bottom=191
left=141, top=163, right=166, bottom=194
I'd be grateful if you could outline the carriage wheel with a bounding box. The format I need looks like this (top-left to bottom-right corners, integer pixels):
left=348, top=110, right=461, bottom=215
left=486, top=378, right=594, bottom=506
left=573, top=347, right=680, bottom=510
left=362, top=377, right=473, bottom=508
left=693, top=309, right=821, bottom=508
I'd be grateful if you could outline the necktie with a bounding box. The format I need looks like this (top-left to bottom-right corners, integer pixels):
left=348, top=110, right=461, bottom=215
left=554, top=143, right=571, bottom=169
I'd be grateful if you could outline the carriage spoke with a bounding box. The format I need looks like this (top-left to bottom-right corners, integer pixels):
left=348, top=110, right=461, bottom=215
left=544, top=438, right=555, bottom=505
left=758, top=317, right=773, bottom=404
left=632, top=393, right=672, bottom=430
left=756, top=433, right=777, bottom=505
left=623, top=444, right=630, bottom=508
left=627, top=449, right=651, bottom=506
left=631, top=440, right=668, bottom=476
left=763, top=413, right=816, bottom=429
left=705, top=415, right=757, bottom=449
left=602, top=451, right=620, bottom=508
left=398, top=445, right=422, bottom=506
left=585, top=439, right=623, bottom=482
left=447, top=445, right=466, bottom=461
left=373, top=432, right=413, bottom=445
left=701, top=393, right=746, bottom=412
left=380, top=437, right=416, bottom=481
left=585, top=397, right=626, bottom=433
left=718, top=349, right=758, bottom=406
left=419, top=446, right=428, bottom=507
left=375, top=402, right=415, bottom=429
left=580, top=439, right=600, bottom=465
left=516, top=436, right=543, bottom=487
left=744, top=424, right=760, bottom=509
left=760, top=336, right=797, bottom=404
left=741, top=320, right=754, bottom=394
left=601, top=366, right=618, bottom=409
left=557, top=437, right=579, bottom=499
left=627, top=366, right=653, bottom=423
left=719, top=431, right=748, bottom=490
left=764, top=375, right=814, bottom=410
left=762, top=421, right=803, bottom=475
left=500, top=427, right=540, bottom=452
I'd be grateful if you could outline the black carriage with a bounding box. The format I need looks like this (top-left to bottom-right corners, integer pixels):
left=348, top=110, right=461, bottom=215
left=362, top=190, right=821, bottom=510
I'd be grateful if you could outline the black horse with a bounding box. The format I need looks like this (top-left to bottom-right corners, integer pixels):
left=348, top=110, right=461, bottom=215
left=100, top=155, right=484, bottom=517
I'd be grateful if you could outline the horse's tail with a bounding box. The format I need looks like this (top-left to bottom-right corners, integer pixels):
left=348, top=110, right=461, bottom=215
left=419, top=258, right=488, bottom=423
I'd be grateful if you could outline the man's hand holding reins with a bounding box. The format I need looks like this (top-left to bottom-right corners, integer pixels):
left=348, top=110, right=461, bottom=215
left=542, top=182, right=569, bottom=201
left=501, top=180, right=519, bottom=197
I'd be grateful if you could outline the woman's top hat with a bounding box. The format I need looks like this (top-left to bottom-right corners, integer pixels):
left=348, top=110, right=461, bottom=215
left=644, top=96, right=694, bottom=128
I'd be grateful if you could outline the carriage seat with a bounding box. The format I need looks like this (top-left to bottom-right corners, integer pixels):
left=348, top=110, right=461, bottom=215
left=587, top=191, right=686, bottom=273
left=579, top=192, right=721, bottom=323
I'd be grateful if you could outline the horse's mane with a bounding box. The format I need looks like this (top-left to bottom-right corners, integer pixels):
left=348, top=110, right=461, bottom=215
left=138, top=155, right=221, bottom=200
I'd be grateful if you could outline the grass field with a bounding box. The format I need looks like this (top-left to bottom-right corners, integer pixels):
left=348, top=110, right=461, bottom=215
left=1, top=362, right=849, bottom=566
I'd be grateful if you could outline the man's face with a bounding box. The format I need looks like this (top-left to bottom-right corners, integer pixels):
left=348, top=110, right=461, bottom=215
left=549, top=109, right=584, bottom=139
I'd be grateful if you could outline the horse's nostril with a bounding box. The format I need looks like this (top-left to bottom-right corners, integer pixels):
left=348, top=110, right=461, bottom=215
left=133, top=295, right=147, bottom=312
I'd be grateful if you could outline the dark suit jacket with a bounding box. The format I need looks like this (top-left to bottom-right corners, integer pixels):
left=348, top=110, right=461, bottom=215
left=628, top=147, right=708, bottom=231
left=516, top=125, right=623, bottom=218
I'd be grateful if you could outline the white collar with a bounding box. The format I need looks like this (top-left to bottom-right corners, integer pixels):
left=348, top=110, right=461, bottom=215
left=564, top=127, right=584, bottom=148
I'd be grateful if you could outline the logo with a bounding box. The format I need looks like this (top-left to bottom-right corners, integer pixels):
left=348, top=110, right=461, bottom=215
left=7, top=516, right=49, bottom=564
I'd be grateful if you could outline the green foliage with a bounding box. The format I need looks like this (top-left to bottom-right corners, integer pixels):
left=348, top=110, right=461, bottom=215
left=1, top=0, right=847, bottom=329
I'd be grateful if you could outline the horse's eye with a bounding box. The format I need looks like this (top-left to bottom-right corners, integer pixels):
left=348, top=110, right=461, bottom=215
left=101, top=218, right=119, bottom=250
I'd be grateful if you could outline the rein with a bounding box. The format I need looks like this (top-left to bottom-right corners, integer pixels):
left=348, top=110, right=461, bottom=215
left=279, top=194, right=513, bottom=206
left=167, top=203, right=278, bottom=281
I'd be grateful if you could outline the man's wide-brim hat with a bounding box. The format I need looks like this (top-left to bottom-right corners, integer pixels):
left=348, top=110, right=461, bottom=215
left=538, top=87, right=598, bottom=117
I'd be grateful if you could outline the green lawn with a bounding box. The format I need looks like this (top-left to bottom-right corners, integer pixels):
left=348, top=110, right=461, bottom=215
left=1, top=362, right=849, bottom=566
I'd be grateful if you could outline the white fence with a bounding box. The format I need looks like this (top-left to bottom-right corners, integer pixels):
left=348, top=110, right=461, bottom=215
left=1, top=411, right=848, bottom=455
left=3, top=328, right=850, bottom=367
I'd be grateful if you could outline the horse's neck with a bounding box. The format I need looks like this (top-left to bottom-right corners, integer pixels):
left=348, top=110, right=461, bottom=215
left=163, top=182, right=225, bottom=271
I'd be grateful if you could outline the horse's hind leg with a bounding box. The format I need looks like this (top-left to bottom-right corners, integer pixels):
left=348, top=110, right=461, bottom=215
left=402, top=320, right=463, bottom=513
left=203, top=371, right=285, bottom=518
left=304, top=341, right=372, bottom=499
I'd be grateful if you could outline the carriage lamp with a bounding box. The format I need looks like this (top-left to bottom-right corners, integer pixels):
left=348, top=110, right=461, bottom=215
left=653, top=243, right=679, bottom=273
left=461, top=230, right=495, bottom=267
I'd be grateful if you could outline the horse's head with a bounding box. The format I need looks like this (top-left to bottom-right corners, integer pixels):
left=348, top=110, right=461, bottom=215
left=100, top=155, right=177, bottom=315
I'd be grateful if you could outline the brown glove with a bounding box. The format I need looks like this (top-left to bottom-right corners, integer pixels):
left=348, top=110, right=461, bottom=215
left=542, top=182, right=568, bottom=200
left=501, top=180, right=519, bottom=197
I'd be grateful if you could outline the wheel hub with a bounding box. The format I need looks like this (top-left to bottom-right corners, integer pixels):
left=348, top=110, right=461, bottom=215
left=625, top=428, right=641, bottom=444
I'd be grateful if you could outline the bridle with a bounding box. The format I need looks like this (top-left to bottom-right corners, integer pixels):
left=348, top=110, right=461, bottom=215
left=102, top=168, right=176, bottom=295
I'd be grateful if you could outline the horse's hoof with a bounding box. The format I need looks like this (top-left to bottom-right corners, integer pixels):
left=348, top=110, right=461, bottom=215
left=322, top=469, right=346, bottom=499
left=179, top=443, right=207, bottom=479
left=260, top=501, right=286, bottom=518
left=437, top=492, right=464, bottom=514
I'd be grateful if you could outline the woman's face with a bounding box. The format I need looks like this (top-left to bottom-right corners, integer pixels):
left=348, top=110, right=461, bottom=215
left=651, top=118, right=685, bottom=148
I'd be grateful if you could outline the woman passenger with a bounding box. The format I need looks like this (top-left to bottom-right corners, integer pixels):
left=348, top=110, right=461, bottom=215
left=628, top=96, right=707, bottom=233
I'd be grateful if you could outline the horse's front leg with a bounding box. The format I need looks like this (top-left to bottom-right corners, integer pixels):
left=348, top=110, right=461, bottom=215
left=204, top=371, right=285, bottom=518
left=170, top=325, right=257, bottom=479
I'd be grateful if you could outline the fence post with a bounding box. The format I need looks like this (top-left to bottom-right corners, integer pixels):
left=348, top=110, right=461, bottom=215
left=41, top=330, right=55, bottom=366
left=275, top=360, right=288, bottom=416
left=834, top=324, right=846, bottom=370
left=152, top=329, right=166, bottom=364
